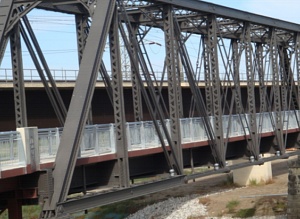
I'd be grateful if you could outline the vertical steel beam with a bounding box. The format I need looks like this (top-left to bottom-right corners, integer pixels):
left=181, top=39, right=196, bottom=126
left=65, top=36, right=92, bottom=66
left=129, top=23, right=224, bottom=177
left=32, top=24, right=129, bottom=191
left=109, top=6, right=130, bottom=188
left=163, top=5, right=183, bottom=172
left=256, top=43, right=269, bottom=147
left=203, top=36, right=213, bottom=116
left=41, top=0, right=116, bottom=216
left=231, top=39, right=243, bottom=113
left=278, top=47, right=288, bottom=111
left=130, top=24, right=143, bottom=122
left=279, top=45, right=299, bottom=111
left=269, top=27, right=285, bottom=155
left=295, top=33, right=300, bottom=110
left=256, top=43, right=267, bottom=113
left=10, top=24, right=27, bottom=128
left=75, top=14, right=89, bottom=65
left=243, top=23, right=259, bottom=159
left=207, top=15, right=225, bottom=166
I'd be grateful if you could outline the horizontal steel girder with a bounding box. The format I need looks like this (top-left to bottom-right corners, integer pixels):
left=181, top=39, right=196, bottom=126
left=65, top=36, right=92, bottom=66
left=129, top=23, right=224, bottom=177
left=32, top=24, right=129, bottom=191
left=57, top=175, right=186, bottom=216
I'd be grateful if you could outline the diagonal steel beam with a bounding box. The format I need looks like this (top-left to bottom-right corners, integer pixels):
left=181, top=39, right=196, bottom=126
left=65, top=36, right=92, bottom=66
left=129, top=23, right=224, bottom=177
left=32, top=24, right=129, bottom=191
left=40, top=0, right=116, bottom=217
left=0, top=0, right=14, bottom=65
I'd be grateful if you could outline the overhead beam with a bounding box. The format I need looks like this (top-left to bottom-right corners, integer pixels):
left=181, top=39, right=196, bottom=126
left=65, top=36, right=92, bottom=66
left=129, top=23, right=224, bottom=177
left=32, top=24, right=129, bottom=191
left=154, top=0, right=300, bottom=32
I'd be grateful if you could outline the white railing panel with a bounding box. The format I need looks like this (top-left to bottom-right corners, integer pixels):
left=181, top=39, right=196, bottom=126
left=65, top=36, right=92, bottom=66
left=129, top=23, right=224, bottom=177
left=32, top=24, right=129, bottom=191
left=94, top=124, right=115, bottom=154
left=127, top=122, right=145, bottom=150
left=38, top=128, right=61, bottom=159
left=144, top=121, right=160, bottom=148
left=0, top=132, right=26, bottom=169
left=191, top=118, right=207, bottom=141
left=180, top=118, right=192, bottom=143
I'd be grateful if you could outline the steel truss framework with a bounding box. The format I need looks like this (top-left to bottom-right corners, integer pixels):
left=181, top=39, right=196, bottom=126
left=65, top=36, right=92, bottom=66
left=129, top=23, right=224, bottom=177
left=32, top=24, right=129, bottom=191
left=1, top=0, right=300, bottom=218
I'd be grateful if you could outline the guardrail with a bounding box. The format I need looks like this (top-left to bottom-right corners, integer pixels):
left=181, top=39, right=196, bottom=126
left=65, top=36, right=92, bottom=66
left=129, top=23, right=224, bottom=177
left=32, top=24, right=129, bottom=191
left=0, top=110, right=299, bottom=172
left=0, top=68, right=292, bottom=82
left=38, top=110, right=300, bottom=161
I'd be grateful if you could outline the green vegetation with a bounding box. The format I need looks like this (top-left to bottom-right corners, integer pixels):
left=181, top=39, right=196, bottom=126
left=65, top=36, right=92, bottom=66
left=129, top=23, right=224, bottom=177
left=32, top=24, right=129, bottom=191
left=272, top=199, right=286, bottom=213
left=249, top=178, right=258, bottom=186
left=226, top=199, right=240, bottom=213
left=234, top=208, right=256, bottom=218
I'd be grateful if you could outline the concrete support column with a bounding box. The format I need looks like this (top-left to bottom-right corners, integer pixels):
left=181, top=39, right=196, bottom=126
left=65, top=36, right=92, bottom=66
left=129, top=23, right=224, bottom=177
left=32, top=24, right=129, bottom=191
left=287, top=156, right=300, bottom=218
left=17, top=127, right=39, bottom=172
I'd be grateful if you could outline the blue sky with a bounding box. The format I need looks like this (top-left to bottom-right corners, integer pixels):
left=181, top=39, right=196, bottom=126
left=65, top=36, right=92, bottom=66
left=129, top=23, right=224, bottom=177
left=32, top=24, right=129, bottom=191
left=1, top=0, right=299, bottom=73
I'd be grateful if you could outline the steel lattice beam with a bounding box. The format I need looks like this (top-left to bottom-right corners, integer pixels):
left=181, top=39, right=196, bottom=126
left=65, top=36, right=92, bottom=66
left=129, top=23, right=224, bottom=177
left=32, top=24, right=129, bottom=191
left=109, top=6, right=130, bottom=188
left=269, top=27, right=285, bottom=155
left=130, top=24, right=143, bottom=122
left=243, top=22, right=259, bottom=159
left=163, top=5, right=183, bottom=172
left=10, top=24, right=27, bottom=128
left=207, top=15, right=226, bottom=167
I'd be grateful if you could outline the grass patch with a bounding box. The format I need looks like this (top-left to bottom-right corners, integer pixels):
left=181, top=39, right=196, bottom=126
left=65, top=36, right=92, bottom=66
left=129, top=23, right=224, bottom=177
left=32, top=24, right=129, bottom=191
left=272, top=199, right=286, bottom=213
left=249, top=178, right=258, bottom=186
left=226, top=200, right=240, bottom=213
left=234, top=208, right=256, bottom=218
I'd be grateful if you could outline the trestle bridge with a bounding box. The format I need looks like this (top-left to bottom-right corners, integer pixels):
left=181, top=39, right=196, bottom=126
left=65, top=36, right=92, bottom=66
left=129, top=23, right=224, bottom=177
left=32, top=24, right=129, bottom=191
left=0, top=0, right=300, bottom=218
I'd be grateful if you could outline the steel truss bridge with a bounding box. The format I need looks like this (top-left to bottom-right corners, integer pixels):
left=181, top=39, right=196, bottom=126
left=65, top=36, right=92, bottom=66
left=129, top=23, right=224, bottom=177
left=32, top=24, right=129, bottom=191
left=1, top=0, right=300, bottom=218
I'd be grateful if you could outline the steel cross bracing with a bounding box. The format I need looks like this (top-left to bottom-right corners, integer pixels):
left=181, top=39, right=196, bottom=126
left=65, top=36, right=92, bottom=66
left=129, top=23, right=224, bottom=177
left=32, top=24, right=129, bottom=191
left=1, top=0, right=300, bottom=218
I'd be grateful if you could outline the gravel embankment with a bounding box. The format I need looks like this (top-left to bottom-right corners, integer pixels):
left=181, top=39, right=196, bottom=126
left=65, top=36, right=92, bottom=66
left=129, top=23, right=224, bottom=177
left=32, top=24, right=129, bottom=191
left=126, top=195, right=207, bottom=219
left=125, top=192, right=288, bottom=219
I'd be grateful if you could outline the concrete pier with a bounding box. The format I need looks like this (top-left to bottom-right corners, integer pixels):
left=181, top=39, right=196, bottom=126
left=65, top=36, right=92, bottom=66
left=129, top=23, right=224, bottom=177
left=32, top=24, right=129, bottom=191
left=232, top=157, right=272, bottom=186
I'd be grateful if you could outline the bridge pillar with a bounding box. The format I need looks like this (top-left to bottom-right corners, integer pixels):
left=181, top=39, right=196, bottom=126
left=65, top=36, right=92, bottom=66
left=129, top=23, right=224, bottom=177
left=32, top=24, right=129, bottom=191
left=7, top=198, right=22, bottom=219
left=287, top=155, right=300, bottom=218
left=17, top=127, right=40, bottom=172
left=232, top=156, right=272, bottom=186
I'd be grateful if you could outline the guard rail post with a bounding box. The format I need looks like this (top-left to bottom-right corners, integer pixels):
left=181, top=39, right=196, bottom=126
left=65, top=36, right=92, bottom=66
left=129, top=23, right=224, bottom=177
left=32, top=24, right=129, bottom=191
left=17, top=127, right=40, bottom=172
